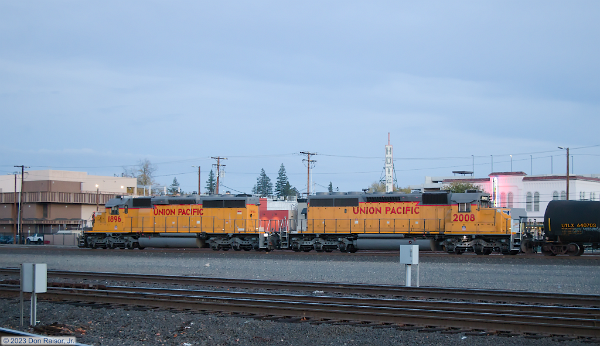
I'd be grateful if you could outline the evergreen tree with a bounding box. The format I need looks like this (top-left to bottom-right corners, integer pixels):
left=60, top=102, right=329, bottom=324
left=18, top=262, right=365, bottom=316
left=328, top=182, right=333, bottom=193
left=275, top=164, right=290, bottom=197
left=167, top=177, right=180, bottom=195
left=285, top=182, right=299, bottom=197
left=205, top=170, right=216, bottom=195
left=252, top=168, right=273, bottom=197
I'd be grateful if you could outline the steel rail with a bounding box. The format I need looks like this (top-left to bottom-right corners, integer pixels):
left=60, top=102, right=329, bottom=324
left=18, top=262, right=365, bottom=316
left=2, top=283, right=599, bottom=320
left=1, top=285, right=599, bottom=337
left=0, top=268, right=598, bottom=307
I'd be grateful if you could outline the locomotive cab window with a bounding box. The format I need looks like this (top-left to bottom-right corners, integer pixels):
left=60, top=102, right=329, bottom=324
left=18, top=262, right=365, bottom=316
left=458, top=203, right=470, bottom=212
left=111, top=206, right=120, bottom=215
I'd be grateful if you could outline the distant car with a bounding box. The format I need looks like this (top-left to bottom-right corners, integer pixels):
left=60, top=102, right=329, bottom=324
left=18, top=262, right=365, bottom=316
left=26, top=234, right=44, bottom=244
left=0, top=235, right=14, bottom=244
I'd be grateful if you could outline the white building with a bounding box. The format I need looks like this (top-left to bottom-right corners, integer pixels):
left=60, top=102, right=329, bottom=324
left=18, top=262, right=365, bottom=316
left=413, top=172, right=600, bottom=219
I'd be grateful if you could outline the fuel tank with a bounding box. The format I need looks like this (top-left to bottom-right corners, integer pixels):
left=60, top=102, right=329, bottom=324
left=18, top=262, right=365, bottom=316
left=356, top=234, right=433, bottom=251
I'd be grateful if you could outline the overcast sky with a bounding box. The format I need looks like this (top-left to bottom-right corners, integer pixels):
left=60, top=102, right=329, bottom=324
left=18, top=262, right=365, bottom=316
left=1, top=1, right=599, bottom=194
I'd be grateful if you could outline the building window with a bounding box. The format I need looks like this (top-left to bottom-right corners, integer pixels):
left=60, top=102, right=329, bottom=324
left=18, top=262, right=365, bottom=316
left=561, top=191, right=566, bottom=200
left=508, top=192, right=514, bottom=208
left=553, top=191, right=559, bottom=200
left=526, top=192, right=532, bottom=212
left=580, top=191, right=586, bottom=200
left=592, top=192, right=596, bottom=201
left=534, top=192, right=540, bottom=212
left=500, top=192, right=506, bottom=208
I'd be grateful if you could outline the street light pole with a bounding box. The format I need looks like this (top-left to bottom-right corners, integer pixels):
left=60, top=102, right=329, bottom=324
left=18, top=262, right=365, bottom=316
left=558, top=147, right=569, bottom=200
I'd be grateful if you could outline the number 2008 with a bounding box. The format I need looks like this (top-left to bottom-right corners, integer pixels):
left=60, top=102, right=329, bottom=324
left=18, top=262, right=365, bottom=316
left=453, top=214, right=475, bottom=222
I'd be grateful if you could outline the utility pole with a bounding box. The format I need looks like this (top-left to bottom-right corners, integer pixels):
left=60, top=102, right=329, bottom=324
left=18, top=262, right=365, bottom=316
left=211, top=157, right=227, bottom=195
left=197, top=166, right=201, bottom=195
left=566, top=148, right=570, bottom=200
left=300, top=152, right=316, bottom=196
left=14, top=165, right=28, bottom=244
left=192, top=166, right=201, bottom=194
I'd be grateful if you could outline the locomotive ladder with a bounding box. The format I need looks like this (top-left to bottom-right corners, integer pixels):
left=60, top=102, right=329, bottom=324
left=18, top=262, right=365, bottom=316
left=279, top=217, right=289, bottom=249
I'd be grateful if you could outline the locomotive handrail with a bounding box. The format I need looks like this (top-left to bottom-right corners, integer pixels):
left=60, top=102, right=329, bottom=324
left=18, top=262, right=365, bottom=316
left=91, top=214, right=510, bottom=235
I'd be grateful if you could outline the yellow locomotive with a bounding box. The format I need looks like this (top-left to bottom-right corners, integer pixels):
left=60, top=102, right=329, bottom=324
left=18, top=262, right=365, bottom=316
left=81, top=190, right=521, bottom=254
left=287, top=190, right=519, bottom=254
left=83, top=194, right=261, bottom=250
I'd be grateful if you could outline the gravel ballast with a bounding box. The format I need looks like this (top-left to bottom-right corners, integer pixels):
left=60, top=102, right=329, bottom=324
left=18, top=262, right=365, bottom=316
left=1, top=246, right=599, bottom=345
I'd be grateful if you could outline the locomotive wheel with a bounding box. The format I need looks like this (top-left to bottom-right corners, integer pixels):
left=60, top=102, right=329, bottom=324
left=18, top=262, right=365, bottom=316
left=577, top=244, right=585, bottom=256
left=346, top=244, right=357, bottom=253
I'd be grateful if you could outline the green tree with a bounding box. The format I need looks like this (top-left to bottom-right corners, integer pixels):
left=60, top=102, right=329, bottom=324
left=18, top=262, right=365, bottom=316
left=205, top=170, right=216, bottom=195
left=252, top=168, right=273, bottom=197
left=442, top=181, right=481, bottom=193
left=168, top=178, right=180, bottom=195
left=284, top=182, right=299, bottom=198
left=275, top=164, right=290, bottom=197
left=396, top=186, right=412, bottom=193
left=367, top=181, right=412, bottom=193
left=328, top=182, right=333, bottom=193
left=367, top=181, right=386, bottom=193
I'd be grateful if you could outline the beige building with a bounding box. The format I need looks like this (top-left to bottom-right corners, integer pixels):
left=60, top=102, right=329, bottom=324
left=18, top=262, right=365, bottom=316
left=0, top=170, right=136, bottom=240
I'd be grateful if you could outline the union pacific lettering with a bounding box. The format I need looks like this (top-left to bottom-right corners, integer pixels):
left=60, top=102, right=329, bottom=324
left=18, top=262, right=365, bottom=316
left=153, top=208, right=204, bottom=216
left=353, top=205, right=420, bottom=215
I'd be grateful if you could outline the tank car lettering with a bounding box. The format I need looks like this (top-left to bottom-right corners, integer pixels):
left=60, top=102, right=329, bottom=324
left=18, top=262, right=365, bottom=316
left=577, top=223, right=597, bottom=228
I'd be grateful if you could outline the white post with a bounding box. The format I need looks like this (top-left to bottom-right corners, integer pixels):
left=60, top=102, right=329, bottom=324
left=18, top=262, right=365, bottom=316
left=21, top=263, right=47, bottom=326
left=400, top=244, right=419, bottom=287
left=20, top=264, right=24, bottom=326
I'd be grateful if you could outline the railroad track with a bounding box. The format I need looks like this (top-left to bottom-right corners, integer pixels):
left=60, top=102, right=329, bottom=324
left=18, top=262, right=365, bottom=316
left=1, top=282, right=599, bottom=339
left=0, top=267, right=598, bottom=307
